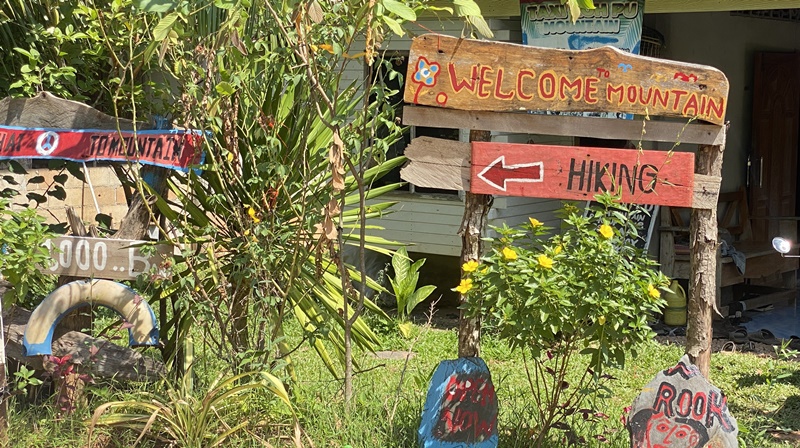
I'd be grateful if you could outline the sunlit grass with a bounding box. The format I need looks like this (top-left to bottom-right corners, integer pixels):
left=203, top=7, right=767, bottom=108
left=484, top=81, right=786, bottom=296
left=8, top=320, right=800, bottom=447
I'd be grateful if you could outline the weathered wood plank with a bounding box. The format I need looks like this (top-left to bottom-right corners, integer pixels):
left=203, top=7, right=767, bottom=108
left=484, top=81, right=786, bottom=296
left=38, top=236, right=172, bottom=281
left=455, top=0, right=800, bottom=18
left=400, top=137, right=471, bottom=191
left=3, top=306, right=165, bottom=381
left=403, top=106, right=727, bottom=147
left=401, top=137, right=721, bottom=209
left=404, top=34, right=729, bottom=125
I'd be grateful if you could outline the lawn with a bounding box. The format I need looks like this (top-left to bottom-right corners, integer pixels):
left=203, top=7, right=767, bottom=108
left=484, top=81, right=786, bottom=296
left=10, top=314, right=800, bottom=448
left=7, top=316, right=800, bottom=447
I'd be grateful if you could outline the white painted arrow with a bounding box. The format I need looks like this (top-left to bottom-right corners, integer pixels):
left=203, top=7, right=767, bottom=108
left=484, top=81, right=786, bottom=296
left=477, top=156, right=544, bottom=192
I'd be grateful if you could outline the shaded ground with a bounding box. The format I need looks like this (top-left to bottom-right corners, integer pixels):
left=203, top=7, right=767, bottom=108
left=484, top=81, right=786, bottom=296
left=415, top=303, right=800, bottom=359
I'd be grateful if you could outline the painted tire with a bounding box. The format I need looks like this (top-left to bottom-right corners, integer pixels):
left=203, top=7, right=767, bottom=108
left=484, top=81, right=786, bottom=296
left=23, top=279, right=159, bottom=356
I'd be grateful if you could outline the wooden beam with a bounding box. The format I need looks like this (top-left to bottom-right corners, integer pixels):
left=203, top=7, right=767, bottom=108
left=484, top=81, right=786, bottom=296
left=687, top=144, right=724, bottom=379
left=459, top=0, right=800, bottom=18
left=403, top=106, right=727, bottom=146
left=401, top=137, right=721, bottom=209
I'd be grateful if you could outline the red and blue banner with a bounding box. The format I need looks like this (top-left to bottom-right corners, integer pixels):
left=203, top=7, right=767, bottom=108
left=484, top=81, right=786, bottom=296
left=0, top=125, right=206, bottom=171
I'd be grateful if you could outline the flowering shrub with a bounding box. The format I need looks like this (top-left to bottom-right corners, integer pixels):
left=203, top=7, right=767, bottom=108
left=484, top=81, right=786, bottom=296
left=458, top=196, right=668, bottom=445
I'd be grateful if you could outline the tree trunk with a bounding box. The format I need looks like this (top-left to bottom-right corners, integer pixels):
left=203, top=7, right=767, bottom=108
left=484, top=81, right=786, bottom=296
left=0, top=290, right=7, bottom=444
left=458, top=130, right=492, bottom=358
left=686, top=144, right=724, bottom=378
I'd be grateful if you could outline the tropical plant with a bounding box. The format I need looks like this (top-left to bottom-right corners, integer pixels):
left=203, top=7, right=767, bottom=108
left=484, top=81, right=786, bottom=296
left=0, top=0, right=496, bottom=403
left=459, top=194, right=669, bottom=446
left=88, top=370, right=295, bottom=447
left=388, top=247, right=436, bottom=338
left=0, top=197, right=56, bottom=308
left=122, top=0, right=493, bottom=382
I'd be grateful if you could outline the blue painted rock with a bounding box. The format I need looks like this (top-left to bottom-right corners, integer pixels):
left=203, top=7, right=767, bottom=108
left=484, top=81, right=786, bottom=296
left=626, top=354, right=738, bottom=448
left=418, top=357, right=498, bottom=448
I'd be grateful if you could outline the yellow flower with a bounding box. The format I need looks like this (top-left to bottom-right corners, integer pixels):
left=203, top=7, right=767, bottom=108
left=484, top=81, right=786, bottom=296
left=553, top=244, right=563, bottom=255
left=462, top=260, right=479, bottom=273
left=502, top=247, right=518, bottom=261
left=455, top=278, right=473, bottom=294
left=244, top=229, right=251, bottom=236
left=538, top=254, right=554, bottom=269
left=247, top=206, right=261, bottom=224
left=648, top=284, right=661, bottom=299
left=599, top=224, right=614, bottom=239
left=598, top=315, right=606, bottom=326
left=529, top=217, right=543, bottom=228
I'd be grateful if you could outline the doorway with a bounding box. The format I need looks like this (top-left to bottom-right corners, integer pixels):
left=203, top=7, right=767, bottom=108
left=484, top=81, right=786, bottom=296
left=749, top=51, right=800, bottom=243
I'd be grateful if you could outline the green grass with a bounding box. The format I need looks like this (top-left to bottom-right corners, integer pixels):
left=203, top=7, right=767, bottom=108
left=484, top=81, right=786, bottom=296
left=7, top=322, right=800, bottom=447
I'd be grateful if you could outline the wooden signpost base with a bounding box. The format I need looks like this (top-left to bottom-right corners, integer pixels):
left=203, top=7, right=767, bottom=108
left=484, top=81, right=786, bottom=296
left=458, top=130, right=492, bottom=358
left=401, top=34, right=729, bottom=377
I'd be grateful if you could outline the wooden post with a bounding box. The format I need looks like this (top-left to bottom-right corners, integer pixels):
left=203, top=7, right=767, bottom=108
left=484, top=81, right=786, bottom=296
left=686, top=144, right=724, bottom=378
left=458, top=130, right=492, bottom=358
left=0, top=298, right=8, bottom=444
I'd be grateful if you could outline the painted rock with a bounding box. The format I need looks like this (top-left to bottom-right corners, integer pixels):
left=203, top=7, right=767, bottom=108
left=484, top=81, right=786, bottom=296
left=418, top=357, right=498, bottom=448
left=626, top=354, right=738, bottom=448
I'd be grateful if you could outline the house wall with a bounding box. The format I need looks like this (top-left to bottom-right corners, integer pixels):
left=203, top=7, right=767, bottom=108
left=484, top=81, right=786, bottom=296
left=646, top=12, right=800, bottom=192
left=0, top=162, right=130, bottom=227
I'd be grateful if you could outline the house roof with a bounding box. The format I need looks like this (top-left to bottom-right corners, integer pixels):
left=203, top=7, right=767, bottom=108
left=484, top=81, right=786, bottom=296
left=473, top=0, right=800, bottom=18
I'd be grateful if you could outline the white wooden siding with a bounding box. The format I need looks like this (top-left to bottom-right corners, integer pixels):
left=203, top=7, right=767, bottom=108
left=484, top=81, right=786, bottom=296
left=365, top=192, right=465, bottom=256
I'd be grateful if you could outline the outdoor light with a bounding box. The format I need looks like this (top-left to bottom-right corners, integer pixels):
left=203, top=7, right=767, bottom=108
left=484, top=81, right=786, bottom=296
left=772, top=237, right=797, bottom=257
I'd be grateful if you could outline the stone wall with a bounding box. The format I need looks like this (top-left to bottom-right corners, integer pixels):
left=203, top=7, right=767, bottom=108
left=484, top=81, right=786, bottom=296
left=1, top=162, right=129, bottom=228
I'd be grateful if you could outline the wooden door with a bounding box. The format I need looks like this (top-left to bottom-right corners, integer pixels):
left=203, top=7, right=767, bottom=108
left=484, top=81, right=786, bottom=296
left=750, top=52, right=800, bottom=242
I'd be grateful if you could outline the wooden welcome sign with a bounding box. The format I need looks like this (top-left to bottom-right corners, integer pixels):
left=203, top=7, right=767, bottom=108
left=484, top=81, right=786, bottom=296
left=404, top=34, right=729, bottom=125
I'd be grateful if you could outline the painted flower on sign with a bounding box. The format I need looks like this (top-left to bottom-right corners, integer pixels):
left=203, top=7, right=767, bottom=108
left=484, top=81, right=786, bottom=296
left=413, top=57, right=440, bottom=86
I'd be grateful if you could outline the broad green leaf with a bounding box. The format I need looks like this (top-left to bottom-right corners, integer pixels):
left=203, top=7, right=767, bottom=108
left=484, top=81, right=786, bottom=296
left=135, top=0, right=177, bottom=13
left=407, top=284, right=436, bottom=315
left=214, top=0, right=237, bottom=9
left=398, top=321, right=413, bottom=338
left=383, top=0, right=416, bottom=21
left=215, top=81, right=235, bottom=96
left=381, top=16, right=404, bottom=37
left=453, top=0, right=482, bottom=17
left=153, top=12, right=179, bottom=41
left=467, top=15, right=493, bottom=38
